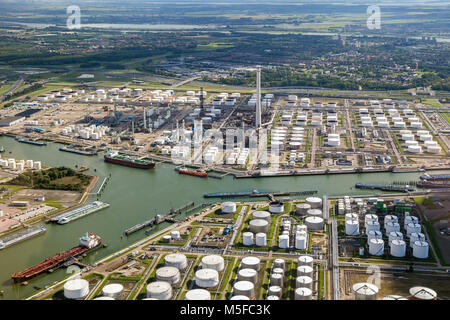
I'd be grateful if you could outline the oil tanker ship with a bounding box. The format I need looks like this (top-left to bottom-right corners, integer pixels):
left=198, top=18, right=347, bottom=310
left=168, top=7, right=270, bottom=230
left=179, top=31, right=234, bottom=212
left=11, top=233, right=102, bottom=283
left=16, top=137, right=47, bottom=146
left=104, top=149, right=155, bottom=169
left=176, top=167, right=208, bottom=178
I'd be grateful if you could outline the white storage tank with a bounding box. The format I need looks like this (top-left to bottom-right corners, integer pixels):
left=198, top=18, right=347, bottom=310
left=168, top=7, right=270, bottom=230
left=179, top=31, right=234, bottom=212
left=241, top=257, right=260, bottom=271
left=409, top=232, right=425, bottom=247
left=102, top=283, right=124, bottom=299
left=385, top=221, right=401, bottom=234
left=307, top=209, right=322, bottom=217
left=296, top=276, right=313, bottom=289
left=171, top=231, right=180, bottom=240
left=409, top=286, right=437, bottom=300
left=33, top=161, right=42, bottom=170
left=64, top=279, right=89, bottom=299
left=427, top=146, right=441, bottom=153
left=269, top=274, right=283, bottom=287
left=298, top=255, right=314, bottom=267
left=164, top=253, right=188, bottom=270
left=353, top=283, right=378, bottom=300
left=412, top=241, right=429, bottom=259
left=305, top=216, right=324, bottom=231
left=238, top=268, right=258, bottom=284
left=273, top=258, right=285, bottom=269
left=278, top=235, right=289, bottom=249
left=233, top=281, right=255, bottom=298
left=366, top=221, right=380, bottom=233
left=255, top=233, right=267, bottom=247
left=201, top=255, right=225, bottom=271
left=367, top=230, right=382, bottom=241
left=388, top=231, right=404, bottom=245
left=390, top=239, right=406, bottom=257
left=156, top=266, right=180, bottom=284
left=295, top=203, right=311, bottom=216
left=252, top=211, right=271, bottom=221
left=297, top=265, right=313, bottom=277
left=195, top=269, right=219, bottom=288
left=268, top=285, right=282, bottom=298
left=364, top=214, right=378, bottom=224
left=146, top=281, right=172, bottom=300
left=249, top=219, right=269, bottom=233
left=266, top=295, right=280, bottom=300
left=368, top=239, right=384, bottom=256
left=222, top=202, right=237, bottom=214
left=269, top=201, right=284, bottom=214
left=94, top=297, right=115, bottom=300
left=185, top=289, right=211, bottom=300
left=407, top=145, right=422, bottom=153
left=306, top=197, right=322, bottom=209
left=295, top=236, right=307, bottom=250
left=243, top=232, right=254, bottom=246
left=406, top=223, right=421, bottom=236
left=295, top=287, right=312, bottom=300
left=230, top=295, right=250, bottom=300
left=345, top=219, right=359, bottom=236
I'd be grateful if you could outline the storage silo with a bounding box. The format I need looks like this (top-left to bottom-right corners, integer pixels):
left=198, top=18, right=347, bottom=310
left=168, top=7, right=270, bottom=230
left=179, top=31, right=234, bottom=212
left=295, top=204, right=311, bottom=216
left=64, top=279, right=89, bottom=300
left=297, top=265, right=313, bottom=277
left=249, top=219, right=269, bottom=233
left=164, top=253, right=188, bottom=270
left=412, top=241, right=429, bottom=259
left=255, top=233, right=267, bottom=247
left=406, top=223, right=421, bottom=236
left=241, top=257, right=260, bottom=271
left=252, top=211, right=271, bottom=221
left=267, top=295, right=280, bottom=300
left=278, top=235, right=289, bottom=248
left=298, top=255, right=314, bottom=267
left=201, top=255, right=225, bottom=271
left=93, top=296, right=115, bottom=300
left=296, top=276, right=313, bottom=289
left=295, top=288, right=312, bottom=300
left=222, top=202, right=237, bottom=214
left=194, top=269, right=219, bottom=288
left=233, top=281, right=255, bottom=298
left=268, top=286, right=282, bottom=298
left=146, top=281, right=172, bottom=300
left=385, top=221, right=401, bottom=234
left=270, top=274, right=283, bottom=287
left=390, top=240, right=406, bottom=257
left=353, top=283, right=379, bottom=300
left=366, top=221, right=380, bottom=233
left=273, top=258, right=285, bottom=269
left=367, top=230, right=382, bottom=242
left=364, top=214, right=378, bottom=224
left=345, top=213, right=358, bottom=221
left=305, top=217, right=324, bottom=231
left=368, top=239, right=384, bottom=256
left=230, top=295, right=250, bottom=300
left=156, top=266, right=180, bottom=284
left=243, top=232, right=254, bottom=246
left=307, top=209, right=322, bottom=217
left=297, top=224, right=308, bottom=233
left=384, top=215, right=398, bottom=227
left=306, top=197, right=322, bottom=209
left=388, top=231, right=404, bottom=245
left=102, top=283, right=124, bottom=299
left=185, top=289, right=211, bottom=300
left=383, top=295, right=408, bottom=300
left=269, top=201, right=284, bottom=214
left=238, top=269, right=258, bottom=284
left=345, top=219, right=359, bottom=236
left=273, top=267, right=284, bottom=276
left=295, top=236, right=307, bottom=250
left=409, top=232, right=425, bottom=247
left=409, top=286, right=437, bottom=300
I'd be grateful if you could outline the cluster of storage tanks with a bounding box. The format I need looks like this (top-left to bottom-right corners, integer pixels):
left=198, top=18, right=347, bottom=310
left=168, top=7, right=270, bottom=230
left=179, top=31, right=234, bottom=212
left=79, top=88, right=132, bottom=103
left=353, top=282, right=438, bottom=300
left=0, top=156, right=41, bottom=172
left=340, top=196, right=429, bottom=259
left=37, top=88, right=85, bottom=103
left=286, top=150, right=304, bottom=167
left=358, top=105, right=424, bottom=130
left=248, top=93, right=273, bottom=108
left=230, top=257, right=261, bottom=300
left=270, top=126, right=304, bottom=151
left=226, top=147, right=250, bottom=165
left=60, top=124, right=110, bottom=140
left=400, top=129, right=442, bottom=154
left=243, top=210, right=271, bottom=247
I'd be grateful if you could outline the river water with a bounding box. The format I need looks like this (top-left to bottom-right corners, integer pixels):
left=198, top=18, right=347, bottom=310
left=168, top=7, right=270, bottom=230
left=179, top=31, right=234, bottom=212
left=0, top=136, right=445, bottom=299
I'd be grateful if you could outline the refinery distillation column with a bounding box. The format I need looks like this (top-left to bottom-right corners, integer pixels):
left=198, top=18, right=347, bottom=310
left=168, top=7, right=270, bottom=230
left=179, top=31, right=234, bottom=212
left=256, top=67, right=262, bottom=129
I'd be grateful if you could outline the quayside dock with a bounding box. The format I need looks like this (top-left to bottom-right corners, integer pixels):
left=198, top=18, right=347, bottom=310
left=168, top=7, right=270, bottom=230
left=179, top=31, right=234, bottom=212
left=355, top=183, right=415, bottom=192
left=0, top=226, right=46, bottom=249
left=49, top=201, right=110, bottom=224
left=203, top=189, right=318, bottom=199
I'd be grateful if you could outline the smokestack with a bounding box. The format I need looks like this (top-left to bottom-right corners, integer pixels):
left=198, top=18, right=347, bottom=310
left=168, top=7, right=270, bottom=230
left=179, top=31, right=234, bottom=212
left=143, top=107, right=147, bottom=129
left=256, top=67, right=261, bottom=129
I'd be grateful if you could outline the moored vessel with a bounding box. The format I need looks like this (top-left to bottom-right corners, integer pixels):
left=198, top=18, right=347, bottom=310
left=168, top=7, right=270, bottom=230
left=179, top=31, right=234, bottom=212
left=104, top=149, right=155, bottom=169
left=177, top=167, right=208, bottom=178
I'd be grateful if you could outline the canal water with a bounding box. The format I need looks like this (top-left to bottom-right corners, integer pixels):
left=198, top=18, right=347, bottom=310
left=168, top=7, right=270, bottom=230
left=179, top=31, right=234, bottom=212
left=0, top=136, right=446, bottom=299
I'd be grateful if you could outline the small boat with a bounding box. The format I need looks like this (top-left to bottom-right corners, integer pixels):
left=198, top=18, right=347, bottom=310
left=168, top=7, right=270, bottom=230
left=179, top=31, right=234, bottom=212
left=0, top=146, right=5, bottom=153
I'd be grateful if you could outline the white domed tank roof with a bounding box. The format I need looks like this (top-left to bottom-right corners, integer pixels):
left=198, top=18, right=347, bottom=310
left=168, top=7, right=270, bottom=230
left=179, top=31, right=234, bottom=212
left=241, top=257, right=260, bottom=271
left=295, top=203, right=311, bottom=215
left=383, top=295, right=408, bottom=300
left=195, top=269, right=219, bottom=288
left=102, top=283, right=124, bottom=299
left=298, top=255, right=314, bottom=267
left=93, top=296, right=115, bottom=300
left=222, top=202, right=237, bottom=214
left=230, top=295, right=250, bottom=300
left=146, top=281, right=172, bottom=300
left=164, top=253, right=188, bottom=270
left=238, top=268, right=258, bottom=284
left=201, top=255, right=225, bottom=271
left=64, top=279, right=89, bottom=300
left=233, top=281, right=255, bottom=298
left=252, top=211, right=271, bottom=221
left=266, top=295, right=280, bottom=300
left=185, top=289, right=211, bottom=300
left=307, top=209, right=322, bottom=217
left=409, top=286, right=437, bottom=300
left=353, top=283, right=378, bottom=300
left=390, top=239, right=406, bottom=258
left=305, top=216, right=324, bottom=231
left=273, top=258, right=285, bottom=269
left=306, top=197, right=322, bottom=209
left=294, top=287, right=312, bottom=300
left=249, top=219, right=269, bottom=233
left=268, top=285, right=282, bottom=297
left=156, top=266, right=181, bottom=284
left=412, top=241, right=429, bottom=259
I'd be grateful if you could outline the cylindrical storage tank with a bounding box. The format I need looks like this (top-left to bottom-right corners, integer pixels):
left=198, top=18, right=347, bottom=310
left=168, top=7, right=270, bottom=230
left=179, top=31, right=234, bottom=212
left=266, top=295, right=280, bottom=300
left=345, top=213, right=358, bottom=221
left=64, top=279, right=89, bottom=299
left=233, top=281, right=255, bottom=298
left=194, top=269, right=219, bottom=288
left=241, top=257, right=260, bottom=271
left=402, top=134, right=414, bottom=141
left=353, top=283, right=379, bottom=300
left=298, top=255, right=314, bottom=267
left=238, top=268, right=258, bottom=284
left=249, top=219, right=269, bottom=234
left=295, top=236, right=307, bottom=250
left=407, top=145, right=422, bottom=153
left=384, top=215, right=398, bottom=227
left=273, top=267, right=284, bottom=276
left=409, top=232, right=425, bottom=247
left=367, top=230, right=382, bottom=241
left=383, top=295, right=408, bottom=300
left=427, top=146, right=442, bottom=153
left=102, top=283, right=124, bottom=299
left=368, top=239, right=384, bottom=256
left=268, top=286, right=282, bottom=298
left=296, top=276, right=313, bottom=289
left=278, top=235, right=289, bottom=248
left=164, top=253, right=188, bottom=270
left=146, top=281, right=172, bottom=300
left=419, top=134, right=432, bottom=142
left=409, top=286, right=437, bottom=300
left=270, top=274, right=283, bottom=287
left=366, top=221, right=380, bottom=233
left=230, top=295, right=250, bottom=300
left=273, top=258, right=285, bottom=270
left=295, top=203, right=311, bottom=216
left=307, top=209, right=322, bottom=217
left=424, top=140, right=437, bottom=147
left=255, top=233, right=267, bottom=247
left=201, top=255, right=225, bottom=271
left=252, top=211, right=271, bottom=221
left=404, top=215, right=413, bottom=226
left=297, top=265, right=313, bottom=277
left=345, top=219, right=359, bottom=236
left=405, top=140, right=418, bottom=147
left=222, top=202, right=236, bottom=214
left=412, top=241, right=429, bottom=259
left=243, top=232, right=254, bottom=246
left=388, top=231, right=404, bottom=245
left=385, top=221, right=401, bottom=234
left=390, top=239, right=406, bottom=257
left=306, top=197, right=322, bottom=209
left=94, top=297, right=115, bottom=300
left=305, top=217, right=324, bottom=231
left=295, top=288, right=312, bottom=300
left=269, top=201, right=284, bottom=214
left=156, top=266, right=180, bottom=284
left=171, top=231, right=180, bottom=240
left=365, top=214, right=378, bottom=224
left=406, top=223, right=421, bottom=236
left=185, top=289, right=211, bottom=300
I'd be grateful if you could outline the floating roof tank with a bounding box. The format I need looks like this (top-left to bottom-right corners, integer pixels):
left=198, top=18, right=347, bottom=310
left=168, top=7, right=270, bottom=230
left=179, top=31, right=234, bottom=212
left=194, top=269, right=219, bottom=288
left=233, top=281, right=255, bottom=298
left=102, top=283, right=124, bottom=299
left=164, top=253, right=188, bottom=270
left=146, top=281, right=172, bottom=300
left=185, top=289, right=211, bottom=300
left=353, top=283, right=378, bottom=300
left=252, top=211, right=271, bottom=221
left=306, top=197, right=322, bottom=209
left=238, top=268, right=258, bottom=284
left=156, top=266, right=180, bottom=284
left=241, top=257, right=260, bottom=271
left=201, top=255, right=225, bottom=271
left=249, top=219, right=269, bottom=233
left=409, top=286, right=437, bottom=300
left=64, top=279, right=89, bottom=300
